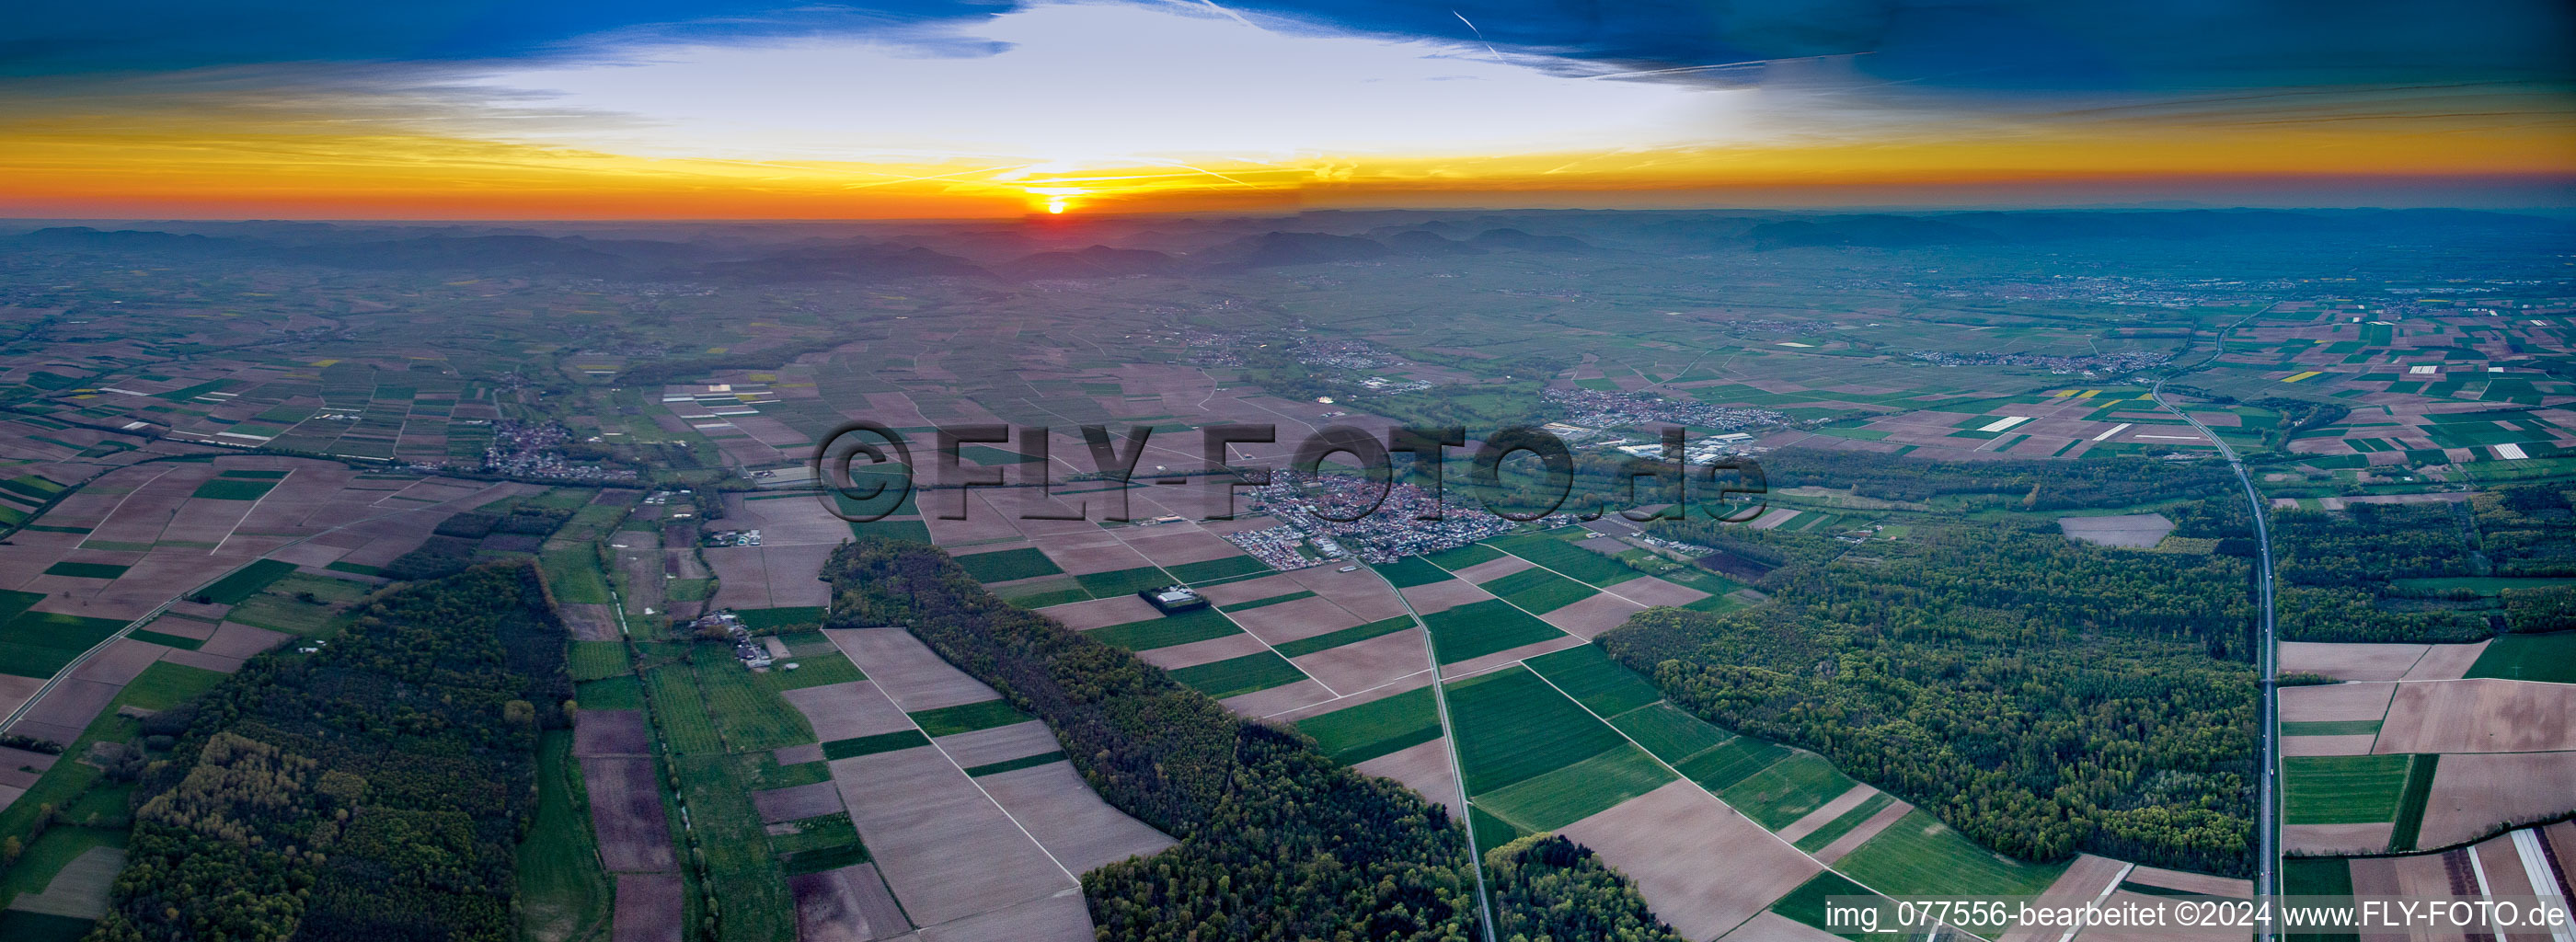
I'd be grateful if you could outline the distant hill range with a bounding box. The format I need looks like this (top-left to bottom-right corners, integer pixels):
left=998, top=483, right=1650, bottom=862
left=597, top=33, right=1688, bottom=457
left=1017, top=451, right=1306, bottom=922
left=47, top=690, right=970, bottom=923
left=7, top=208, right=2564, bottom=281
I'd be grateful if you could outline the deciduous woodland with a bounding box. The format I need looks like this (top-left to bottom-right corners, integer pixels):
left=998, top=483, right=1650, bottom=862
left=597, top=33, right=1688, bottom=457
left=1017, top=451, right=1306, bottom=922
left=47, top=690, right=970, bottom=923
left=87, top=565, right=570, bottom=942
left=1611, top=513, right=2260, bottom=875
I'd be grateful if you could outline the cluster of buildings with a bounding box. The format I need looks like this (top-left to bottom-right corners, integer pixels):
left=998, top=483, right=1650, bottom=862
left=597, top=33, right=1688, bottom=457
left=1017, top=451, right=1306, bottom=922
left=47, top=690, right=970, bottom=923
left=1220, top=523, right=1328, bottom=571
left=1233, top=474, right=1524, bottom=564
left=1903, top=348, right=2173, bottom=376
left=480, top=419, right=638, bottom=481
left=1293, top=338, right=1394, bottom=370
left=701, top=528, right=763, bottom=547
left=1541, top=387, right=1788, bottom=432
left=691, top=610, right=791, bottom=671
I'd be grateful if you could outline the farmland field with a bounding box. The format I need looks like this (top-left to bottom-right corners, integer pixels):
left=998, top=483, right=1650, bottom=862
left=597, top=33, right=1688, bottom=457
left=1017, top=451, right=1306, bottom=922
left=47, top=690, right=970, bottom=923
left=1674, top=736, right=1788, bottom=792
left=1478, top=566, right=1597, bottom=614
left=568, top=639, right=630, bottom=680
left=1491, top=532, right=1642, bottom=587
left=192, top=557, right=297, bottom=603
left=694, top=647, right=818, bottom=751
left=905, top=697, right=1031, bottom=736
left=1607, top=702, right=1735, bottom=764
left=1163, top=554, right=1271, bottom=583
left=1472, top=743, right=1672, bottom=832
left=1272, top=615, right=1412, bottom=658
left=1295, top=685, right=1442, bottom=764
left=1086, top=608, right=1242, bottom=651
left=2283, top=753, right=2412, bottom=824
left=1834, top=810, right=2071, bottom=899
left=1444, top=667, right=1627, bottom=793
left=644, top=664, right=727, bottom=754
left=1420, top=600, right=1564, bottom=664
left=1717, top=752, right=1858, bottom=830
left=518, top=729, right=613, bottom=942
left=954, top=546, right=1064, bottom=582
left=1074, top=565, right=1177, bottom=597
left=188, top=478, right=276, bottom=500
left=0, top=611, right=128, bottom=678
left=1523, top=644, right=1664, bottom=717
left=2465, top=630, right=2576, bottom=683
left=1164, top=649, right=1305, bottom=698
left=1368, top=557, right=1450, bottom=588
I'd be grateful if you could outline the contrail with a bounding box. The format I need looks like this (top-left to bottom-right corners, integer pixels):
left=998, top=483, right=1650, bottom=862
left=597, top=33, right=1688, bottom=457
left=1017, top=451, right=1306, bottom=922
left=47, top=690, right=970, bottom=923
left=1452, top=10, right=1508, bottom=64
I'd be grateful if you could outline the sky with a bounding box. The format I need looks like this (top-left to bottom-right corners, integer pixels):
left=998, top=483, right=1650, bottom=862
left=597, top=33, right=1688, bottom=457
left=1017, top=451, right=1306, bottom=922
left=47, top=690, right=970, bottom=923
left=5, top=0, right=2573, bottom=218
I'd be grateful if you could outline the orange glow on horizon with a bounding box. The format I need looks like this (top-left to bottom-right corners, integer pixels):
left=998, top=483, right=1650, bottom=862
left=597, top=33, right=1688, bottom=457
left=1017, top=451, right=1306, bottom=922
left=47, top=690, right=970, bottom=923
left=4, top=103, right=2570, bottom=218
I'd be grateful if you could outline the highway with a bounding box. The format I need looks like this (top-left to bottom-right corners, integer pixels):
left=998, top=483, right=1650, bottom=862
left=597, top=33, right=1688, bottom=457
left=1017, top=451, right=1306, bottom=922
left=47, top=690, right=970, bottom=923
left=2153, top=348, right=2279, bottom=938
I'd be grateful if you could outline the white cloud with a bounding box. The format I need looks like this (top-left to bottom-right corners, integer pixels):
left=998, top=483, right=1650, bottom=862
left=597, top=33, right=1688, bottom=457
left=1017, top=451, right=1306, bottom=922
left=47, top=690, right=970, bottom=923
left=456, top=1, right=1744, bottom=166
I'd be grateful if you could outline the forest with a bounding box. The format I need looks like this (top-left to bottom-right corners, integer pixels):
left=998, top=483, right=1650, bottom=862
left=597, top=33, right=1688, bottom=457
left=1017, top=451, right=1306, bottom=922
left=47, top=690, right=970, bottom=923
left=822, top=538, right=1678, bottom=940
left=84, top=564, right=571, bottom=942
left=1755, top=447, right=2238, bottom=510
left=1605, top=520, right=2259, bottom=875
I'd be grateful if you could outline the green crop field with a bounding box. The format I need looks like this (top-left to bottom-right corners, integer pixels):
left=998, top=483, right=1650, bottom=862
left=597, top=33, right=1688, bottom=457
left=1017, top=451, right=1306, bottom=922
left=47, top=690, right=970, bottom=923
left=192, top=557, right=296, bottom=603
left=1369, top=556, right=1450, bottom=588
left=0, top=611, right=128, bottom=678
left=2388, top=754, right=2440, bottom=852
left=1164, top=555, right=1271, bottom=583
left=0, top=589, right=40, bottom=626
left=1719, top=752, right=1858, bottom=830
left=1491, top=532, right=1641, bottom=587
left=1272, top=615, right=1415, bottom=659
left=1524, top=644, right=1663, bottom=717
left=694, top=649, right=817, bottom=751
left=1675, top=736, right=1788, bottom=792
left=1770, top=870, right=1881, bottom=938
left=760, top=651, right=865, bottom=691
left=964, top=751, right=1067, bottom=777
left=189, top=478, right=277, bottom=500
left=2467, top=630, right=2576, bottom=684
left=1087, top=607, right=1241, bottom=651
left=822, top=729, right=930, bottom=759
left=1834, top=810, right=2070, bottom=899
left=2283, top=720, right=2382, bottom=737
left=1074, top=565, right=1176, bottom=597
left=2284, top=754, right=2412, bottom=824
left=644, top=664, right=727, bottom=754
left=670, top=752, right=797, bottom=942
left=539, top=547, right=613, bottom=604
left=1473, top=743, right=1673, bottom=832
left=1424, top=543, right=1503, bottom=569
left=734, top=606, right=827, bottom=631
left=1443, top=667, right=1627, bottom=794
left=128, top=628, right=203, bottom=650
left=1793, top=791, right=1899, bottom=854
left=576, top=674, right=644, bottom=710
left=1420, top=600, right=1565, bottom=665
left=0, top=911, right=94, bottom=942
left=954, top=546, right=1064, bottom=582
left=998, top=578, right=1087, bottom=608
left=1479, top=566, right=1597, bottom=614
left=517, top=729, right=612, bottom=942
left=223, top=592, right=339, bottom=637
left=567, top=639, right=630, bottom=681
left=1607, top=702, right=1734, bottom=764
left=1296, top=685, right=1442, bottom=764
left=1166, top=650, right=1306, bottom=699
left=1219, top=590, right=1315, bottom=613
left=906, top=698, right=1030, bottom=736
left=42, top=561, right=129, bottom=580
